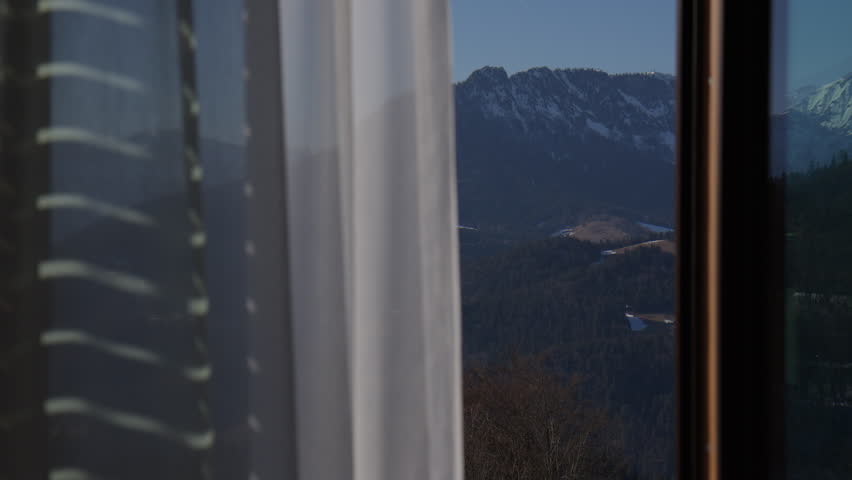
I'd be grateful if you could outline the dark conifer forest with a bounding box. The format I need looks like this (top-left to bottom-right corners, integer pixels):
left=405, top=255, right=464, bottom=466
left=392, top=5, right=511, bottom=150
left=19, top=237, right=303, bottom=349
left=460, top=229, right=676, bottom=479
left=783, top=156, right=852, bottom=479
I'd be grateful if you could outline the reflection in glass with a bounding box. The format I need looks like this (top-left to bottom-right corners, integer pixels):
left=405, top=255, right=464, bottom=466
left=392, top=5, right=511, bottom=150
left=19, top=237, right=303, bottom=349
left=773, top=1, right=852, bottom=478
left=1, top=1, right=290, bottom=478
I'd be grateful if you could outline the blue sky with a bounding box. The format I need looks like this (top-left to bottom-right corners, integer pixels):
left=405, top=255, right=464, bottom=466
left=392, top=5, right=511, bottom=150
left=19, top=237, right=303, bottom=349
left=451, top=0, right=677, bottom=81
left=786, top=0, right=852, bottom=89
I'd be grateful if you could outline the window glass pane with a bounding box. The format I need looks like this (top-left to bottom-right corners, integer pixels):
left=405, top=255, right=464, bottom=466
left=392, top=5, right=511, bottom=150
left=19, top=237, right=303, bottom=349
left=0, top=2, right=291, bottom=478
left=46, top=3, right=200, bottom=476
left=452, top=1, right=677, bottom=478
left=772, top=1, right=852, bottom=478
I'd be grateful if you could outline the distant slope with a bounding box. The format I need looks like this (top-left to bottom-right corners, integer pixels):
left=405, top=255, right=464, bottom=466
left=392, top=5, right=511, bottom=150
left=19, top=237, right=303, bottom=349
left=607, top=239, right=676, bottom=256
left=553, top=215, right=668, bottom=243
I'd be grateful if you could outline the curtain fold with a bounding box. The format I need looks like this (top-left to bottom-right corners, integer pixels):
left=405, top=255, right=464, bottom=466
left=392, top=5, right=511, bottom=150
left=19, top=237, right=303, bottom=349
left=279, top=0, right=462, bottom=479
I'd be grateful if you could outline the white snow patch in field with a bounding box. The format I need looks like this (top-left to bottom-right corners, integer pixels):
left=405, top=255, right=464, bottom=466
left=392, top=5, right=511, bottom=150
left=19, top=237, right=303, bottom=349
left=626, top=313, right=648, bottom=331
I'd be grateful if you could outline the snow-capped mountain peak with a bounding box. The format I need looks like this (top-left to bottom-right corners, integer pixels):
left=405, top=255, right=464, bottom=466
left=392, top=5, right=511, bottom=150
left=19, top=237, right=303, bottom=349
left=455, top=66, right=676, bottom=157
left=793, top=73, right=852, bottom=134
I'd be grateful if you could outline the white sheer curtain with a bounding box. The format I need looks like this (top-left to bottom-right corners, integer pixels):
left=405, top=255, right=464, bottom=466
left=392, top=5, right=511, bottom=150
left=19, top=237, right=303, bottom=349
left=279, top=0, right=463, bottom=479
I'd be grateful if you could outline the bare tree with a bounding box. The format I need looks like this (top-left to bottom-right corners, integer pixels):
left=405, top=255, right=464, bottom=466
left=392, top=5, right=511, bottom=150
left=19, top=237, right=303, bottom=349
left=464, top=355, right=627, bottom=480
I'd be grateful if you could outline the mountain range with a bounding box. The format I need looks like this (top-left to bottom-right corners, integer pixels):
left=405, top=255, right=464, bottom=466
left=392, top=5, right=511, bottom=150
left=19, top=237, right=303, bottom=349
left=455, top=66, right=852, bottom=241
left=780, top=73, right=852, bottom=171
left=454, top=66, right=676, bottom=237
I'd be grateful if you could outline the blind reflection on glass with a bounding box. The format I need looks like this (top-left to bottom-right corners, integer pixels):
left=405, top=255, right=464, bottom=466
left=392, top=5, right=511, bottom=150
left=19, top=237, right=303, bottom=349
left=0, top=1, right=291, bottom=478
left=773, top=1, right=852, bottom=478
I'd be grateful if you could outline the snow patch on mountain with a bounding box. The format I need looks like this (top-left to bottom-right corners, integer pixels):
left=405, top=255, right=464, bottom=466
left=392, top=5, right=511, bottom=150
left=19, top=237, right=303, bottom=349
left=586, top=118, right=611, bottom=138
left=619, top=90, right=668, bottom=119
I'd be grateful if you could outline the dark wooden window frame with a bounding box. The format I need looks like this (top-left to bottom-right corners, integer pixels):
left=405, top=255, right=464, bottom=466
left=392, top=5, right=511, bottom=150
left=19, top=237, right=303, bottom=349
left=677, top=0, right=786, bottom=478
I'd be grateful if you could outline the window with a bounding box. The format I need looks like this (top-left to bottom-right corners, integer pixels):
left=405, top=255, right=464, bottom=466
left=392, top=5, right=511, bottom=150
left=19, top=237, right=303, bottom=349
left=452, top=1, right=678, bottom=478
left=772, top=0, right=852, bottom=477
left=681, top=0, right=852, bottom=477
left=0, top=2, right=294, bottom=478
left=3, top=1, right=851, bottom=479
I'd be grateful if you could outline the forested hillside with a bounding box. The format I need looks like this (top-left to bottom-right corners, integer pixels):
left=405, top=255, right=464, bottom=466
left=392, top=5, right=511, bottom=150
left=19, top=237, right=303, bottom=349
left=462, top=236, right=674, bottom=356
left=461, top=233, right=675, bottom=479
left=783, top=157, right=852, bottom=479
